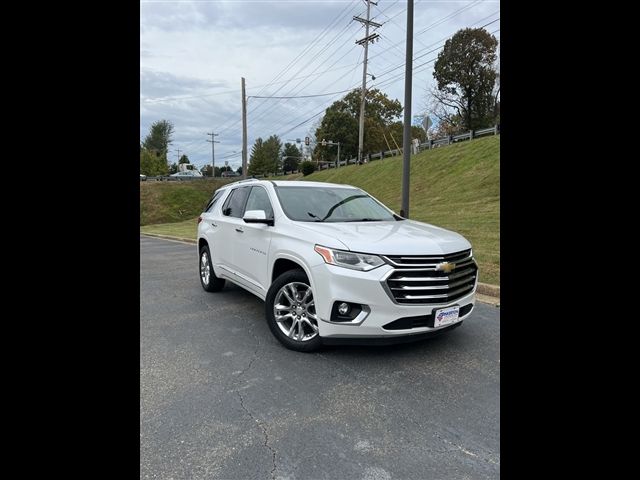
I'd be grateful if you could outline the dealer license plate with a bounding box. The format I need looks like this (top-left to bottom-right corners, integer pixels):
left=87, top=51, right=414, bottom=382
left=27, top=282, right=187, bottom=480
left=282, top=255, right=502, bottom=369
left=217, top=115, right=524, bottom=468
left=433, top=306, right=460, bottom=328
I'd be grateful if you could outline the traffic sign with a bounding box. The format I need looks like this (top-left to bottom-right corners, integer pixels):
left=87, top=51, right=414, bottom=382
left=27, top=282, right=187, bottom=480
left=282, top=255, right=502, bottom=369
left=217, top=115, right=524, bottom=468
left=423, top=115, right=432, bottom=131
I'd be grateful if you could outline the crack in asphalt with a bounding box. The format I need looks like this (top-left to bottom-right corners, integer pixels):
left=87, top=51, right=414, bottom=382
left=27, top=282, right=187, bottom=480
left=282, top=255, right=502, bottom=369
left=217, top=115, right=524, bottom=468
left=407, top=415, right=499, bottom=467
left=236, top=389, right=278, bottom=480
left=235, top=346, right=278, bottom=480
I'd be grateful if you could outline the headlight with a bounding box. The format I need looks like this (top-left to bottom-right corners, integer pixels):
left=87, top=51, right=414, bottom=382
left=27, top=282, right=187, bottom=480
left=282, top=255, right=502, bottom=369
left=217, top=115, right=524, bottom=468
left=314, top=245, right=384, bottom=271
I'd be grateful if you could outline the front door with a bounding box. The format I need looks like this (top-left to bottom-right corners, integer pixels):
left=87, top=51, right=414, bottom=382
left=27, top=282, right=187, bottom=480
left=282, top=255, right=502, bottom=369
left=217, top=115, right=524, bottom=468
left=232, top=185, right=275, bottom=294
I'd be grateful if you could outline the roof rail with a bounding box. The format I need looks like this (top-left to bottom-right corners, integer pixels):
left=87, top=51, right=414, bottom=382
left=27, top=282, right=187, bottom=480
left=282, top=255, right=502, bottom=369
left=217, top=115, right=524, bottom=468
left=225, top=177, right=261, bottom=186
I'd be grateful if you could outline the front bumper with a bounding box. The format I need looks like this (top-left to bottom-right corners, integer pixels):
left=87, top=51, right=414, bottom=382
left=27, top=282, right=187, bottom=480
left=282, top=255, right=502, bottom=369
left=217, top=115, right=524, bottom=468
left=310, top=263, right=476, bottom=339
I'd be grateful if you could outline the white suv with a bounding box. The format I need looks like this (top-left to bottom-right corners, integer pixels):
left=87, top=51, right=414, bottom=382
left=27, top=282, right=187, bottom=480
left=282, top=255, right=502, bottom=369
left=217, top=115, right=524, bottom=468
left=197, top=179, right=478, bottom=352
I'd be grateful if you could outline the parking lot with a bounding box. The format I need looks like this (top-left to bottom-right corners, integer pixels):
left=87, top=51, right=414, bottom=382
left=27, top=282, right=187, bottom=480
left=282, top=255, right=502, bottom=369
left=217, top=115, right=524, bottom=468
left=140, top=235, right=500, bottom=479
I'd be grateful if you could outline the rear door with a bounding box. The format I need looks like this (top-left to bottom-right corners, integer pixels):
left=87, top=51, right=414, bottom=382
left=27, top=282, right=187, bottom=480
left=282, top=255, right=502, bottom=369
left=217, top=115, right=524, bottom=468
left=216, top=186, right=251, bottom=277
left=200, top=188, right=226, bottom=263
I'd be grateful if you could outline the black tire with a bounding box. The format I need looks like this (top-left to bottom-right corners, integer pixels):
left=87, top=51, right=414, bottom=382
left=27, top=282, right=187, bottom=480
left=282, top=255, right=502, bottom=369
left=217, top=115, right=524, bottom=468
left=199, top=245, right=225, bottom=292
left=265, top=269, right=323, bottom=352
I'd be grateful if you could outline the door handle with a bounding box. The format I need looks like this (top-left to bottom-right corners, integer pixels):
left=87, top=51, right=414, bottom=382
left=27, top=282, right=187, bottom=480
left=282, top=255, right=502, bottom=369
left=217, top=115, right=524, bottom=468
left=235, top=227, right=244, bottom=233
left=211, top=222, right=217, bottom=227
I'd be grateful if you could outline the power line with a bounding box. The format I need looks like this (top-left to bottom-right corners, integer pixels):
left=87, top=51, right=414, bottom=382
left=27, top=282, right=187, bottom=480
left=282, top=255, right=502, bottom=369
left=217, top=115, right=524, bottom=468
left=245, top=21, right=362, bottom=134
left=252, top=0, right=360, bottom=99
left=373, top=18, right=500, bottom=82
left=367, top=0, right=485, bottom=64
left=373, top=27, right=501, bottom=90
left=246, top=17, right=361, bottom=127
left=270, top=57, right=364, bottom=137
left=217, top=13, right=361, bottom=136
left=214, top=0, right=360, bottom=135
left=374, top=2, right=429, bottom=50
left=245, top=4, right=361, bottom=114
left=249, top=88, right=355, bottom=100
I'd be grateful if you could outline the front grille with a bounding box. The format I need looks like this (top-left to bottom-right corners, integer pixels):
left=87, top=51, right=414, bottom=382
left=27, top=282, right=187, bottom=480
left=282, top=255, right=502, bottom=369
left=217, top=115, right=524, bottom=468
left=383, top=250, right=478, bottom=304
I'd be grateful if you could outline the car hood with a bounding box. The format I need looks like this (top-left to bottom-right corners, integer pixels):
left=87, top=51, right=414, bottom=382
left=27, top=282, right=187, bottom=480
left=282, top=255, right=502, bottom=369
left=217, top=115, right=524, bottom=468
left=295, top=220, right=471, bottom=255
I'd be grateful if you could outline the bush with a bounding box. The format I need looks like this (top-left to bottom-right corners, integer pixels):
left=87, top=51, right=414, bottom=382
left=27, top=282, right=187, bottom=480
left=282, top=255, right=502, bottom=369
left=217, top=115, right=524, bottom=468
left=300, top=161, right=316, bottom=176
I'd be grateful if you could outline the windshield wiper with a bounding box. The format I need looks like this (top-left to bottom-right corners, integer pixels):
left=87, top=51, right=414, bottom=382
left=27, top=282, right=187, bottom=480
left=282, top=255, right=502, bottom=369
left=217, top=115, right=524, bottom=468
left=307, top=212, right=324, bottom=222
left=321, top=195, right=368, bottom=221
left=342, top=218, right=382, bottom=222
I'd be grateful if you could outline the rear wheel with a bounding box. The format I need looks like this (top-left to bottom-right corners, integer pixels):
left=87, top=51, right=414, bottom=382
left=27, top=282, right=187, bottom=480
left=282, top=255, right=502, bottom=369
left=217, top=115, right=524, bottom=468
left=266, top=269, right=322, bottom=352
left=199, top=245, right=225, bottom=292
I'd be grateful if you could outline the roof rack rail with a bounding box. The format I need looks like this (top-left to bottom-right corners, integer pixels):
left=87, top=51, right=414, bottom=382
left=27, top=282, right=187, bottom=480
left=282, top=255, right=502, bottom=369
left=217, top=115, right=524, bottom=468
left=226, top=177, right=261, bottom=186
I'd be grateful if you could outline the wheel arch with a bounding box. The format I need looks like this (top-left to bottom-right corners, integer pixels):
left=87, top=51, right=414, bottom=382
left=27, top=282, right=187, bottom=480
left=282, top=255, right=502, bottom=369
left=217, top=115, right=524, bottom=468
left=271, top=255, right=313, bottom=288
left=198, top=237, right=208, bottom=253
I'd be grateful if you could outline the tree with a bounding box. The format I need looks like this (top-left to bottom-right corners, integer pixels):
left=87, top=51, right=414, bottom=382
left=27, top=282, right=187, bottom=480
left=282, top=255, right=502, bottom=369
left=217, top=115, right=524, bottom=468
left=140, top=149, right=168, bottom=176
left=179, top=154, right=190, bottom=164
left=314, top=88, right=402, bottom=162
left=300, top=161, right=316, bottom=176
left=201, top=165, right=213, bottom=177
left=168, top=162, right=178, bottom=174
left=236, top=166, right=243, bottom=174
left=431, top=28, right=498, bottom=131
left=282, top=143, right=302, bottom=172
left=248, top=135, right=282, bottom=176
left=142, top=120, right=174, bottom=158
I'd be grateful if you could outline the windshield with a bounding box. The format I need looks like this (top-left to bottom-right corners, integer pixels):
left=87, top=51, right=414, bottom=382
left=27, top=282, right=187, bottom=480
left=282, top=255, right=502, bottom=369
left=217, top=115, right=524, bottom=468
left=276, top=186, right=396, bottom=222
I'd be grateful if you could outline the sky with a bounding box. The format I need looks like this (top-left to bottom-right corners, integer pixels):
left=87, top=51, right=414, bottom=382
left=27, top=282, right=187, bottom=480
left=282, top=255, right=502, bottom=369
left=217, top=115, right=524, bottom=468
left=140, top=0, right=500, bottom=171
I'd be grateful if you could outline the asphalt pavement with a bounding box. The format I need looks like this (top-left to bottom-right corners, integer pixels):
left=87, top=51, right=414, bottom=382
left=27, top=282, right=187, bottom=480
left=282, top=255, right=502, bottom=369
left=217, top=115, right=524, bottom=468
left=140, top=235, right=500, bottom=480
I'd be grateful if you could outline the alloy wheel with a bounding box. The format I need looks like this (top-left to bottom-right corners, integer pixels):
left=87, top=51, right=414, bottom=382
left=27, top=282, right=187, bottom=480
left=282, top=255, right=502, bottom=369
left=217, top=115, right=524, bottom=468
left=273, top=282, right=319, bottom=341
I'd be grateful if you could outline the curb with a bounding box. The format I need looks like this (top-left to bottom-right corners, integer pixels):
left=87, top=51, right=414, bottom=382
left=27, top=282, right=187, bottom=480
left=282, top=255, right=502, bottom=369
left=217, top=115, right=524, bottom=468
left=140, top=233, right=196, bottom=244
left=476, top=282, right=500, bottom=306
left=477, top=282, right=500, bottom=298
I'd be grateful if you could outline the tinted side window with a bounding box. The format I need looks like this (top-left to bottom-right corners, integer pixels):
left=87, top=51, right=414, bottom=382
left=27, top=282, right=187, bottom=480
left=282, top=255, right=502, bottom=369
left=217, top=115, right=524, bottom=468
left=245, top=187, right=274, bottom=219
left=205, top=190, right=224, bottom=213
left=221, top=187, right=250, bottom=218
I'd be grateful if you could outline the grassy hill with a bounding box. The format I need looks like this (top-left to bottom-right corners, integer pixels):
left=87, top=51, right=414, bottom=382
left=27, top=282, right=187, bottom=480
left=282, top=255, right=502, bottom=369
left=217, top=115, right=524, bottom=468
left=140, top=178, right=231, bottom=225
left=140, top=136, right=499, bottom=284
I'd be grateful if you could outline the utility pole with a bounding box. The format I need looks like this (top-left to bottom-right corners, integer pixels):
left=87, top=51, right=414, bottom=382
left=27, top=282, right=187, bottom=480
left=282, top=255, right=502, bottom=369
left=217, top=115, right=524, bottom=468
left=354, top=0, right=381, bottom=165
left=206, top=132, right=219, bottom=177
left=400, top=0, right=414, bottom=218
left=241, top=77, right=248, bottom=179
left=175, top=149, right=182, bottom=164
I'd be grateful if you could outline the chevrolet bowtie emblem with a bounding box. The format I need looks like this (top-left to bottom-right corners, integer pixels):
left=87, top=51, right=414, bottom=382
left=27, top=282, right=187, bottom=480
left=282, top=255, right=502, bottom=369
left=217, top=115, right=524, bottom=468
left=436, top=262, right=455, bottom=273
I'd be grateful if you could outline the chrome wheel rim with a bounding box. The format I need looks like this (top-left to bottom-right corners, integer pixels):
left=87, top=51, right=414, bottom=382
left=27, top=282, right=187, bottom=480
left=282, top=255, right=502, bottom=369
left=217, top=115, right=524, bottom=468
left=200, top=251, right=211, bottom=285
left=274, top=282, right=318, bottom=342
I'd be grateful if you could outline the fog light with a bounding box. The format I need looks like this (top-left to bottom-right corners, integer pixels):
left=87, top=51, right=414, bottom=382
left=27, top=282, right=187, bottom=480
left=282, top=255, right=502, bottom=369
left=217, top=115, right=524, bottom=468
left=338, top=302, right=350, bottom=315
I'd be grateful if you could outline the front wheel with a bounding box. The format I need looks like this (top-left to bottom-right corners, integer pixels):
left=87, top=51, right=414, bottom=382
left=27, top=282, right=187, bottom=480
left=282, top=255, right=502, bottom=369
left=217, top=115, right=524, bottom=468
left=265, top=269, right=322, bottom=352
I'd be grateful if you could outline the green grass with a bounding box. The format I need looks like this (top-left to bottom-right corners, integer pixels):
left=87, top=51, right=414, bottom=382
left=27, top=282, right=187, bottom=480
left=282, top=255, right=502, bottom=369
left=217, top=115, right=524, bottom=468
left=140, top=178, right=231, bottom=225
left=140, top=136, right=499, bottom=284
left=140, top=217, right=199, bottom=239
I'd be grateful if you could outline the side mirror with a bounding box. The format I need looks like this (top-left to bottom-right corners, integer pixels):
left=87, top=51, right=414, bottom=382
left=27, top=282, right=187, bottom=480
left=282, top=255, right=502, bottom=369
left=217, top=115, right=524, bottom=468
left=243, top=210, right=274, bottom=226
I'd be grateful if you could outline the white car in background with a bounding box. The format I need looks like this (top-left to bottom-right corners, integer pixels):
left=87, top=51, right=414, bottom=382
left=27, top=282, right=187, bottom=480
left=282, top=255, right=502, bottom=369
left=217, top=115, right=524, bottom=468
left=196, top=179, right=478, bottom=352
left=169, top=170, right=203, bottom=180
